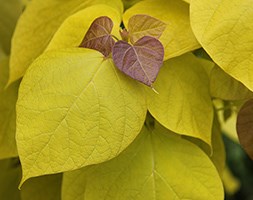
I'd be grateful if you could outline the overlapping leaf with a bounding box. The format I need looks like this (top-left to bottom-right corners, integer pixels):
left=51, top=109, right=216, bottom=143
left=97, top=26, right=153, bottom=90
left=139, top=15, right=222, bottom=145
left=46, top=5, right=121, bottom=52
left=128, top=14, right=166, bottom=44
left=62, top=122, right=224, bottom=200
left=122, top=0, right=143, bottom=10
left=9, top=0, right=123, bottom=84
left=21, top=174, right=62, bottom=200
left=79, top=16, right=115, bottom=57
left=16, top=48, right=147, bottom=185
left=147, top=53, right=213, bottom=145
left=185, top=115, right=225, bottom=176
left=112, top=36, right=164, bottom=86
left=0, top=58, right=19, bottom=159
left=190, top=0, right=253, bottom=91
left=123, top=0, right=200, bottom=60
left=236, top=99, right=253, bottom=159
left=0, top=0, right=23, bottom=54
left=210, top=65, right=253, bottom=100
left=0, top=158, right=21, bottom=200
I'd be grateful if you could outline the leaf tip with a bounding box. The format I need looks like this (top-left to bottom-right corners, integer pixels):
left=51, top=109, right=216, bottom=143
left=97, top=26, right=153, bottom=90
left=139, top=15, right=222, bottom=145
left=151, top=85, right=159, bottom=94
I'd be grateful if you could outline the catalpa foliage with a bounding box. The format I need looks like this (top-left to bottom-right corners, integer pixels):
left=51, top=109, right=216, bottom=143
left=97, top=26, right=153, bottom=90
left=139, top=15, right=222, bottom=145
left=1, top=0, right=253, bottom=199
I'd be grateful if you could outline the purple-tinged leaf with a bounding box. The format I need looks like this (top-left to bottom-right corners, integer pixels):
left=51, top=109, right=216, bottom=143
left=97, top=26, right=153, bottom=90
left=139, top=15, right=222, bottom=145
left=112, top=36, right=164, bottom=86
left=128, top=14, right=166, bottom=44
left=236, top=99, right=253, bottom=160
left=79, top=16, right=115, bottom=57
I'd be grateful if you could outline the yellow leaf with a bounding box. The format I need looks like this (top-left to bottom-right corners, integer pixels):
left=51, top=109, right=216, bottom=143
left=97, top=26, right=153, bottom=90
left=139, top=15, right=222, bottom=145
left=0, top=58, right=20, bottom=159
left=16, top=48, right=147, bottom=185
left=0, top=0, right=23, bottom=54
left=46, top=5, right=121, bottom=52
left=62, top=122, right=224, bottom=200
left=123, top=0, right=200, bottom=60
left=9, top=0, right=123, bottom=84
left=147, top=53, right=213, bottom=145
left=21, top=174, right=62, bottom=200
left=190, top=0, right=253, bottom=91
left=184, top=115, right=225, bottom=177
left=210, top=65, right=253, bottom=100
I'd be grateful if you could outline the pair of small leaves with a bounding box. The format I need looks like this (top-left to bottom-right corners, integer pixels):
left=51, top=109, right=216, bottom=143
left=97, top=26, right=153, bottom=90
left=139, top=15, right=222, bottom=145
left=80, top=15, right=165, bottom=87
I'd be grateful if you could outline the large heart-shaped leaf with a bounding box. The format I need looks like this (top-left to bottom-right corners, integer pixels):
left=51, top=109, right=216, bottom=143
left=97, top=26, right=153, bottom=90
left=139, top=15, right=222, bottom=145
left=16, top=48, right=147, bottom=185
left=112, top=36, right=164, bottom=86
left=128, top=14, right=166, bottom=44
left=79, top=16, right=115, bottom=57
left=236, top=99, right=253, bottom=159
left=190, top=0, right=253, bottom=91
left=62, top=122, right=224, bottom=200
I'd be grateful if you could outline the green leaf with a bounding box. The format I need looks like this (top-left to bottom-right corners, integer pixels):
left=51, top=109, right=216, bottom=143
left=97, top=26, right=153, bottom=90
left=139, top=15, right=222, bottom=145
left=127, top=14, right=166, bottom=44
left=147, top=53, right=213, bottom=145
left=112, top=36, right=164, bottom=86
left=62, top=122, right=224, bottom=200
left=21, top=174, right=62, bottom=200
left=79, top=16, right=115, bottom=57
left=0, top=158, right=21, bottom=200
left=16, top=48, right=147, bottom=185
left=210, top=65, right=253, bottom=100
left=9, top=0, right=123, bottom=84
left=0, top=0, right=23, bottom=54
left=46, top=5, right=122, bottom=52
left=190, top=0, right=253, bottom=91
left=123, top=0, right=200, bottom=60
left=0, top=58, right=19, bottom=159
left=236, top=99, right=253, bottom=159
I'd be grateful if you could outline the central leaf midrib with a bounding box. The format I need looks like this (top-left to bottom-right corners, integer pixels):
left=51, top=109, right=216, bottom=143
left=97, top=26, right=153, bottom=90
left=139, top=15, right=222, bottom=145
left=52, top=61, right=103, bottom=133
left=132, top=46, right=152, bottom=85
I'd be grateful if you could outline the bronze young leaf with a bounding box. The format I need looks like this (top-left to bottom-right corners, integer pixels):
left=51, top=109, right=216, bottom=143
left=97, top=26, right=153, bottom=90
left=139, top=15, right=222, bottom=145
left=128, top=14, right=166, bottom=44
left=79, top=16, right=115, bottom=57
left=112, top=36, right=164, bottom=87
left=236, top=99, right=253, bottom=160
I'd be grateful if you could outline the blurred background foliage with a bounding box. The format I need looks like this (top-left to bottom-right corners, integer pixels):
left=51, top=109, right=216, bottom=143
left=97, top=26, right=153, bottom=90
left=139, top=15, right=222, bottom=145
left=224, top=133, right=253, bottom=200
left=0, top=0, right=253, bottom=199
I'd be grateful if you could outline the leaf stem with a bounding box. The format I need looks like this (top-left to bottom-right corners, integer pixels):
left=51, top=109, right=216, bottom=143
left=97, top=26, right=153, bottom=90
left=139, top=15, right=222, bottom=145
left=111, top=35, right=120, bottom=41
